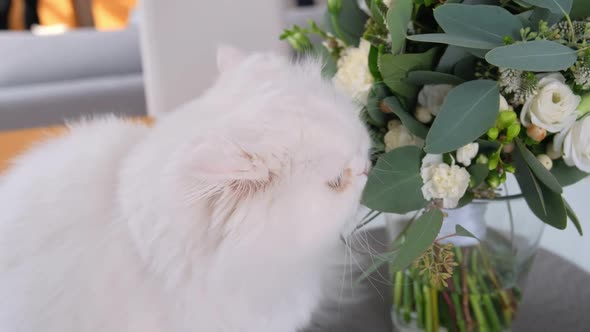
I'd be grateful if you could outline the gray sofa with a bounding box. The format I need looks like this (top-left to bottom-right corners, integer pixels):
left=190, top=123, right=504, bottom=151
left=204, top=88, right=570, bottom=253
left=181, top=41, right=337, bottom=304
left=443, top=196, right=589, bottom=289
left=0, top=27, right=146, bottom=130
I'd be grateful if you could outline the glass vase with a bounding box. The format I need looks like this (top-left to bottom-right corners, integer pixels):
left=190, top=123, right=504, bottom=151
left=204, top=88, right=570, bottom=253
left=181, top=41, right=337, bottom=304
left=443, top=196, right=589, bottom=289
left=388, top=197, right=545, bottom=332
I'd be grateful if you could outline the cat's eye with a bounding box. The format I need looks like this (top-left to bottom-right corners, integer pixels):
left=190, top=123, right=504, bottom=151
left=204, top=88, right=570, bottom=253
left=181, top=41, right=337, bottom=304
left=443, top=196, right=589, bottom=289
left=327, top=168, right=352, bottom=191
left=327, top=175, right=343, bottom=190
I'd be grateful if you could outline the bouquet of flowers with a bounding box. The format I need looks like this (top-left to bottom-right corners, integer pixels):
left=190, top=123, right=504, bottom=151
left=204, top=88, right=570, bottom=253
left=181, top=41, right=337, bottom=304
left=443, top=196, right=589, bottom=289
left=282, top=0, right=589, bottom=331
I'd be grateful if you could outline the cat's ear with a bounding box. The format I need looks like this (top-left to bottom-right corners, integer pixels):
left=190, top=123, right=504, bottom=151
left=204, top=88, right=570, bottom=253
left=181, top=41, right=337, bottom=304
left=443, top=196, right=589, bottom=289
left=216, top=44, right=247, bottom=73
left=190, top=140, right=272, bottom=185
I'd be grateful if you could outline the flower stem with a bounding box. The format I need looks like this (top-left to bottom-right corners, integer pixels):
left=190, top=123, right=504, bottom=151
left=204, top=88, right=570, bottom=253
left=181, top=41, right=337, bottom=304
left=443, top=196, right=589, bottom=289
left=461, top=249, right=474, bottom=332
left=431, top=287, right=440, bottom=332
left=423, top=285, right=433, bottom=332
left=394, top=271, right=404, bottom=313
left=414, top=279, right=425, bottom=329
left=403, top=273, right=413, bottom=323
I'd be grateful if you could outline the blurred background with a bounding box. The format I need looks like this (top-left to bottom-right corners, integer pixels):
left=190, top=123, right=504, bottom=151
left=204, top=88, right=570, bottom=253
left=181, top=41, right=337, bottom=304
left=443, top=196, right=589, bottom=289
left=0, top=0, right=588, bottom=271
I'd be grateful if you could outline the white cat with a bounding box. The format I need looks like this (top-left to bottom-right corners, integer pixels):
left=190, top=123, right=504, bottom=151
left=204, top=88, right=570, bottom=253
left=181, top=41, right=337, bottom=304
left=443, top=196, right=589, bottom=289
left=0, top=46, right=371, bottom=332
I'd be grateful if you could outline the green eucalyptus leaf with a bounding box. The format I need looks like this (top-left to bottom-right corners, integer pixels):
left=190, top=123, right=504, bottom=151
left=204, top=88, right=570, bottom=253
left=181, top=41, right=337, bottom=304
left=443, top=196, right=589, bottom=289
left=515, top=139, right=563, bottom=194
left=564, top=199, right=583, bottom=236
left=551, top=159, right=590, bottom=187
left=513, top=146, right=568, bottom=229
left=382, top=96, right=429, bottom=139
left=425, top=80, right=499, bottom=154
left=520, top=0, right=572, bottom=15
left=468, top=163, right=490, bottom=187
left=357, top=251, right=398, bottom=283
left=485, top=40, right=578, bottom=72
left=324, top=0, right=369, bottom=46
left=378, top=48, right=438, bottom=100
left=457, top=191, right=475, bottom=208
left=366, top=83, right=390, bottom=127
left=387, top=0, right=413, bottom=54
left=361, top=146, right=428, bottom=214
left=434, top=4, right=523, bottom=44
left=406, top=71, right=465, bottom=85
left=436, top=46, right=471, bottom=73
left=407, top=33, right=499, bottom=49
left=389, top=209, right=445, bottom=274
left=456, top=224, right=479, bottom=240
left=529, top=7, right=564, bottom=26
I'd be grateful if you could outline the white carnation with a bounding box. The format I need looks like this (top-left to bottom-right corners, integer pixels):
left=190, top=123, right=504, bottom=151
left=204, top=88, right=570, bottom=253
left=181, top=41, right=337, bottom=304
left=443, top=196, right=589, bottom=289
left=384, top=120, right=424, bottom=152
left=420, top=155, right=471, bottom=209
left=417, top=84, right=454, bottom=116
left=456, top=143, right=479, bottom=167
left=520, top=73, right=581, bottom=133
left=552, top=116, right=590, bottom=172
left=333, top=39, right=374, bottom=105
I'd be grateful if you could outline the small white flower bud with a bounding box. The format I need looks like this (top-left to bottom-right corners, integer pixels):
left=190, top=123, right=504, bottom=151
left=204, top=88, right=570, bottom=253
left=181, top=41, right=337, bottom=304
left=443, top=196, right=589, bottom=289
left=415, top=106, right=433, bottom=124
left=536, top=154, right=553, bottom=170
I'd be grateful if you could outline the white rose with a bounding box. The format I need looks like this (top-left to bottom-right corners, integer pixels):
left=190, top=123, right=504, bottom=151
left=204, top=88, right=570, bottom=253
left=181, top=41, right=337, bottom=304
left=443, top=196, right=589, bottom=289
left=383, top=0, right=393, bottom=7
left=520, top=73, right=581, bottom=133
left=456, top=143, right=479, bottom=167
left=333, top=39, right=374, bottom=105
left=552, top=116, right=590, bottom=172
left=417, top=84, right=454, bottom=116
left=384, top=120, right=424, bottom=152
left=420, top=155, right=471, bottom=209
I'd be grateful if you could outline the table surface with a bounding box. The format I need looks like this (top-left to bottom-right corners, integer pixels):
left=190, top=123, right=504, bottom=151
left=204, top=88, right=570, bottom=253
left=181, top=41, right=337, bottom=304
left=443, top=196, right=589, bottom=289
left=303, top=229, right=590, bottom=332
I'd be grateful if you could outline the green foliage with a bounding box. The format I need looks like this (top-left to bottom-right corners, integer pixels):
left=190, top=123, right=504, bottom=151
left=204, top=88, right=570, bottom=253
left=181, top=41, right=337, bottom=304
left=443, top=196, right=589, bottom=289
left=366, top=83, right=390, bottom=127
left=564, top=199, right=583, bottom=235
left=513, top=144, right=568, bottom=230
left=551, top=159, right=590, bottom=187
left=455, top=225, right=479, bottom=240
left=425, top=80, right=500, bottom=154
left=358, top=209, right=446, bottom=282
left=514, top=139, right=563, bottom=194
left=388, top=210, right=445, bottom=275
left=382, top=97, right=429, bottom=138
left=485, top=40, right=578, bottom=72
left=406, top=71, right=466, bottom=85
left=468, top=164, right=490, bottom=188
left=434, top=4, right=523, bottom=46
left=361, top=146, right=427, bottom=214
left=407, top=4, right=523, bottom=50
left=324, top=0, right=368, bottom=46
left=368, top=44, right=382, bottom=80
left=407, top=34, right=500, bottom=50
left=387, top=0, right=413, bottom=54
left=379, top=48, right=438, bottom=101
left=571, top=0, right=590, bottom=19
left=520, top=0, right=573, bottom=15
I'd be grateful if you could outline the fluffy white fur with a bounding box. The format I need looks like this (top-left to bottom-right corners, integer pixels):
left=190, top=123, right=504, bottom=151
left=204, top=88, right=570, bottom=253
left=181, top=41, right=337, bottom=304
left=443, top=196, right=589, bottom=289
left=0, top=46, right=371, bottom=332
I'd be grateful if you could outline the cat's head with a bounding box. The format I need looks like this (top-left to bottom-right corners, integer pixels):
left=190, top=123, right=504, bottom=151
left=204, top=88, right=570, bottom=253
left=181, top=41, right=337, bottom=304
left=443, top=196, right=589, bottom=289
left=161, top=46, right=371, bottom=257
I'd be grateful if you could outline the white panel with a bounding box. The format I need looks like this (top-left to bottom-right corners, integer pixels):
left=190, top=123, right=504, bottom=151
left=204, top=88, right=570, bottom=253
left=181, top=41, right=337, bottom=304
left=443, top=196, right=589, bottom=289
left=139, top=0, right=287, bottom=115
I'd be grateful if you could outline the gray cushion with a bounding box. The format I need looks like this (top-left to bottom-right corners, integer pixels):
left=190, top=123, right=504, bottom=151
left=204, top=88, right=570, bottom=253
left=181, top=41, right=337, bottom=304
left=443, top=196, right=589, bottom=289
left=0, top=28, right=141, bottom=87
left=0, top=74, right=146, bottom=130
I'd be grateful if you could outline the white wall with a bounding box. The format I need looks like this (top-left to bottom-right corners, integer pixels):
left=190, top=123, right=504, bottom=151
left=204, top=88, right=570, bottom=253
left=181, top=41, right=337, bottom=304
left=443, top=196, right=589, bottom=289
left=139, top=0, right=287, bottom=115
